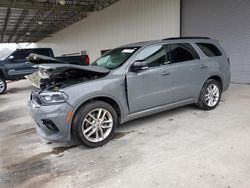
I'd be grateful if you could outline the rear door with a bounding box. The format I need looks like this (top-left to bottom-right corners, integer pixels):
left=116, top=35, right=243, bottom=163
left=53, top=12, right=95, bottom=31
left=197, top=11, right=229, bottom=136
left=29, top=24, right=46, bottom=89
left=126, top=44, right=173, bottom=113
left=169, top=43, right=208, bottom=102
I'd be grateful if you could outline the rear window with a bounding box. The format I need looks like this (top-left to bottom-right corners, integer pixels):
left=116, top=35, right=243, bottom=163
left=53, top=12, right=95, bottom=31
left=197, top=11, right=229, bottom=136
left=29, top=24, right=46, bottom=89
left=32, top=49, right=51, bottom=57
left=197, top=43, right=222, bottom=57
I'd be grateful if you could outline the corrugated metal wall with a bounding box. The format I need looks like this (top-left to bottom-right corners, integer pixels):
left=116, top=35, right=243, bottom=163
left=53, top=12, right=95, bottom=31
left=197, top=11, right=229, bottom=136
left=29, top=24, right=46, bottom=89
left=36, top=0, right=180, bottom=61
left=181, top=0, right=250, bottom=84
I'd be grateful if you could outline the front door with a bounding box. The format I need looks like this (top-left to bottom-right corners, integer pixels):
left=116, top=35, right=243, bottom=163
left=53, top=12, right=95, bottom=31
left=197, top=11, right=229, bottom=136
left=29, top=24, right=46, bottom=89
left=4, top=49, right=34, bottom=79
left=126, top=44, right=173, bottom=113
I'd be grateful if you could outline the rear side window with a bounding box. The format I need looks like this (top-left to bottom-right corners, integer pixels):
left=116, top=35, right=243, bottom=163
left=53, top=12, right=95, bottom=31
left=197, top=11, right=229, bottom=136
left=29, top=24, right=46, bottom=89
left=32, top=49, right=51, bottom=57
left=196, top=43, right=222, bottom=57
left=168, top=43, right=199, bottom=63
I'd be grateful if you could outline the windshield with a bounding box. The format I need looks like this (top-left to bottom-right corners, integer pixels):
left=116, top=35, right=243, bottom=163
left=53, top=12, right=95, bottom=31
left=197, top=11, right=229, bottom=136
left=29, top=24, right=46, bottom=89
left=91, top=47, right=139, bottom=69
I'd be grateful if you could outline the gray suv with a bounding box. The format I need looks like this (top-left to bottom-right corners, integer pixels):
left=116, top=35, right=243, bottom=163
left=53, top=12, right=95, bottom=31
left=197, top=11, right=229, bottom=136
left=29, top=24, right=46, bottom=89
left=27, top=37, right=231, bottom=148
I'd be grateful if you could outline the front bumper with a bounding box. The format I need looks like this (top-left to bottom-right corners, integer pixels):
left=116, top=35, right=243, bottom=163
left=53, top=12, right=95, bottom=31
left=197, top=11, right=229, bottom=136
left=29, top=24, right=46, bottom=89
left=27, top=100, right=74, bottom=142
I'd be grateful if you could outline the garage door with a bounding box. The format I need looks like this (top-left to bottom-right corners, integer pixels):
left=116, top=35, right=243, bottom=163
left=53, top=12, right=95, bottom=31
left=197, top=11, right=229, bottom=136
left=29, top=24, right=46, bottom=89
left=181, top=0, right=250, bottom=84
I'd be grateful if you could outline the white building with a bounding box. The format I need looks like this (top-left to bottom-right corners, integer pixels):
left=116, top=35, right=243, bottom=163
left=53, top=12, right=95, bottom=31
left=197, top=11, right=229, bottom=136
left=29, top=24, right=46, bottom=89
left=35, top=0, right=250, bottom=83
left=36, top=0, right=180, bottom=61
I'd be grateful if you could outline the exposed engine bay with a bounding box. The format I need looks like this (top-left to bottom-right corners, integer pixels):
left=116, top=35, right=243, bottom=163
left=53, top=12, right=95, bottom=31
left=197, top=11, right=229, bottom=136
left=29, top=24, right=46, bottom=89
left=25, top=63, right=110, bottom=90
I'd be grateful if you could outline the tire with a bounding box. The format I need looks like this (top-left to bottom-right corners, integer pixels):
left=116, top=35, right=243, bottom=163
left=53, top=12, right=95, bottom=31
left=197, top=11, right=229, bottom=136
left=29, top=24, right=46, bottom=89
left=197, top=79, right=222, bottom=110
left=72, top=101, right=117, bottom=148
left=0, top=76, right=7, bottom=94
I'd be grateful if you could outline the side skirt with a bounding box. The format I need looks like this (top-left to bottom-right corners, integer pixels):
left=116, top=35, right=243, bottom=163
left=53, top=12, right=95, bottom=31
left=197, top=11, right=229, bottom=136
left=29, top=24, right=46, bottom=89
left=122, top=98, right=195, bottom=123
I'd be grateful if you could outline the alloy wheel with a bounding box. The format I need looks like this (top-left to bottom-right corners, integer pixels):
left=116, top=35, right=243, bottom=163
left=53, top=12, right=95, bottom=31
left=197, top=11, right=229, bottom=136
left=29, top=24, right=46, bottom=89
left=0, top=79, right=5, bottom=93
left=82, top=108, right=113, bottom=143
left=205, top=84, right=220, bottom=107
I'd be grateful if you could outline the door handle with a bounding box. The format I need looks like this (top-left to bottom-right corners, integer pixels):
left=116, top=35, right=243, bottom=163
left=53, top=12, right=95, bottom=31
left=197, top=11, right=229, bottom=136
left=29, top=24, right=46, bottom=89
left=200, top=64, right=208, bottom=68
left=161, top=71, right=171, bottom=76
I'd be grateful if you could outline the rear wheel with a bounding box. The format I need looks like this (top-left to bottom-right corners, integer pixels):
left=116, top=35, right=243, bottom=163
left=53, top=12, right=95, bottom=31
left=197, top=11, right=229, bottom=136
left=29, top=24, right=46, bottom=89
left=0, top=76, right=7, bottom=94
left=72, top=101, right=117, bottom=148
left=197, top=79, right=221, bottom=110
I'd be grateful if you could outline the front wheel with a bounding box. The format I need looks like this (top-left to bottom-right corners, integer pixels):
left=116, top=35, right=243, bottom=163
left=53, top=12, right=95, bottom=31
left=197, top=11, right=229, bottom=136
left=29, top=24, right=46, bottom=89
left=72, top=101, right=117, bottom=148
left=0, top=76, right=7, bottom=94
left=197, top=79, right=221, bottom=110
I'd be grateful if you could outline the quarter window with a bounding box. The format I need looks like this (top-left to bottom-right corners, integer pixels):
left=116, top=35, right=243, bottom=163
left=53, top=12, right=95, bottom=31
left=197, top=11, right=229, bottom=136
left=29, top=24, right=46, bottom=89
left=136, top=45, right=169, bottom=68
left=168, top=43, right=199, bottom=63
left=196, top=43, right=222, bottom=57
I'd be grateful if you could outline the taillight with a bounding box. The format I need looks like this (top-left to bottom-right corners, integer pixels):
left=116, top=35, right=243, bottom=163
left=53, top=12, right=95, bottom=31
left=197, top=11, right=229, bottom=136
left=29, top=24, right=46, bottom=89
left=85, top=55, right=90, bottom=65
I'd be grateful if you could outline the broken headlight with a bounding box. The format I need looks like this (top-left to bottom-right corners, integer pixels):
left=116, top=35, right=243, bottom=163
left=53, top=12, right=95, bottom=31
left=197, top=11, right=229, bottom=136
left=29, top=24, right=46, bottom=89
left=40, top=91, right=68, bottom=105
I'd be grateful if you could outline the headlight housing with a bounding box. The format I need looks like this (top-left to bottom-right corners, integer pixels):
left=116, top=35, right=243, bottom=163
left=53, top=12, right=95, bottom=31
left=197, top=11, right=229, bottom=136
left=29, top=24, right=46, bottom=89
left=40, top=91, right=68, bottom=105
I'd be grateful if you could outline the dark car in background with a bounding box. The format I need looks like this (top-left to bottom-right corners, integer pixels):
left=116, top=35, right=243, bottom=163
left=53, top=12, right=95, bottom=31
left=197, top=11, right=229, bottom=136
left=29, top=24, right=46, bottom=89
left=0, top=48, right=89, bottom=94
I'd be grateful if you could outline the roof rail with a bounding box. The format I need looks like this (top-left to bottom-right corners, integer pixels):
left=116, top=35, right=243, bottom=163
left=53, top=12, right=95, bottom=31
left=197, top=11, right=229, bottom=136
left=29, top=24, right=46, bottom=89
left=162, top=37, right=211, bottom=41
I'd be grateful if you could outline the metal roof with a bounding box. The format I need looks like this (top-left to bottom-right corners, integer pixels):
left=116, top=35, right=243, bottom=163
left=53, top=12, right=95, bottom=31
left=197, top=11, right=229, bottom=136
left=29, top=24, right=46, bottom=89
left=0, top=0, right=119, bottom=43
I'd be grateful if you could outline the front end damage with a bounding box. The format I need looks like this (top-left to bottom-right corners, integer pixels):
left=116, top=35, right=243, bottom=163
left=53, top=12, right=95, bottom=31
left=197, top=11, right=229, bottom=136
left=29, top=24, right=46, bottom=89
left=26, top=59, right=110, bottom=142
left=25, top=63, right=110, bottom=90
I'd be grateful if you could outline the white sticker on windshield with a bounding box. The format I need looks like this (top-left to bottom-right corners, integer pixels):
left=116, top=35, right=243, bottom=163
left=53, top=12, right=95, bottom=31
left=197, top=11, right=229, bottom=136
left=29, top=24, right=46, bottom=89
left=122, top=49, right=135, bottom=53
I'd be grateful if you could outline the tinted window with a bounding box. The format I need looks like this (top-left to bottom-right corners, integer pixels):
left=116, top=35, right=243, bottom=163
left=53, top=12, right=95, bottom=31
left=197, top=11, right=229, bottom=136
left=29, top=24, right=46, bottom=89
left=136, top=45, right=169, bottom=67
left=32, top=49, right=51, bottom=57
left=11, top=50, right=30, bottom=61
left=101, top=49, right=111, bottom=55
left=197, top=43, right=222, bottom=57
left=168, top=43, right=199, bottom=63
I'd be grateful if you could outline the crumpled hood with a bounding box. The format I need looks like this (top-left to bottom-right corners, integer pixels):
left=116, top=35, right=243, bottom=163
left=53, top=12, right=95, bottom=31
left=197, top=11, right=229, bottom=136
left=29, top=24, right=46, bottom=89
left=25, top=63, right=110, bottom=89
left=37, top=63, right=110, bottom=74
left=26, top=53, right=64, bottom=64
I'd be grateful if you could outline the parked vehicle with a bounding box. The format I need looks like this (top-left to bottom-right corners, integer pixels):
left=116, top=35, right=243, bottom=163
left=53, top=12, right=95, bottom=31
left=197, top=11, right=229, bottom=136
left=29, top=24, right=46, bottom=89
left=57, top=55, right=90, bottom=66
left=27, top=37, right=231, bottom=148
left=0, top=48, right=89, bottom=94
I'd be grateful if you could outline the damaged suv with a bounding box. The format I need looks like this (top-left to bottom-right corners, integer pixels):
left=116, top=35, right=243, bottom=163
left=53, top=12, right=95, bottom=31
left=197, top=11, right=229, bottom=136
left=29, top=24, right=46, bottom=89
left=27, top=37, right=231, bottom=147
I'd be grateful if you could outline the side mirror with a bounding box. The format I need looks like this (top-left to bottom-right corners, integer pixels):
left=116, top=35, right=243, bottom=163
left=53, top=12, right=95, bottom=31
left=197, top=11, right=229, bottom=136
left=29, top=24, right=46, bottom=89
left=8, top=55, right=14, bottom=61
left=131, top=60, right=148, bottom=72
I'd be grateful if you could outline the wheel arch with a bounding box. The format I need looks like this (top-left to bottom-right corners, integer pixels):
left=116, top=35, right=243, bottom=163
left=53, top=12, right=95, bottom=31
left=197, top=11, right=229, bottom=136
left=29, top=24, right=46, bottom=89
left=196, top=75, right=223, bottom=110
left=0, top=69, right=6, bottom=79
left=207, top=75, right=223, bottom=90
left=69, top=95, right=122, bottom=138
left=197, top=75, right=223, bottom=101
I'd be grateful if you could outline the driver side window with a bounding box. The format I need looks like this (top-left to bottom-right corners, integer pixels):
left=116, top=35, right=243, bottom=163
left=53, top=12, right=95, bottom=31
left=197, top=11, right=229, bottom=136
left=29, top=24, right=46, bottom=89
left=136, top=44, right=169, bottom=68
left=10, top=50, right=30, bottom=62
